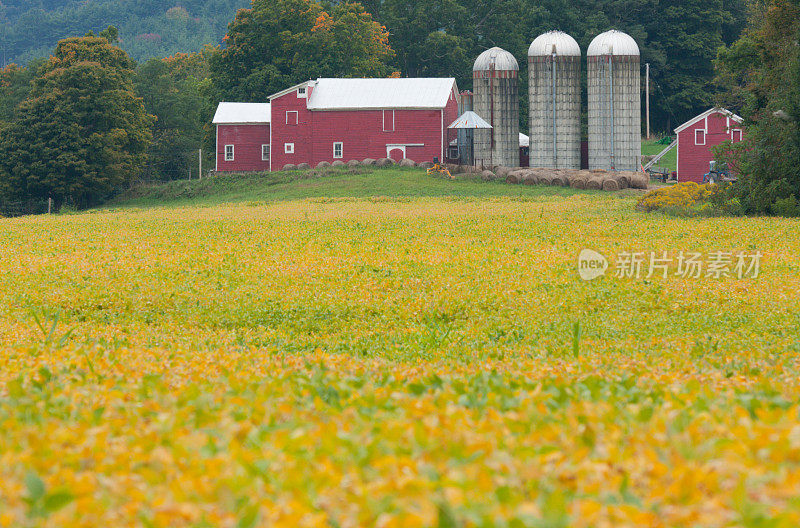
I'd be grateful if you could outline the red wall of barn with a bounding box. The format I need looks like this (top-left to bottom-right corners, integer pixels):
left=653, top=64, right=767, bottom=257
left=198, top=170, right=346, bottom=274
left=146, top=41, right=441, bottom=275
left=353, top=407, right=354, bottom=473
left=216, top=124, right=270, bottom=172
left=270, top=85, right=459, bottom=170
left=678, top=112, right=743, bottom=183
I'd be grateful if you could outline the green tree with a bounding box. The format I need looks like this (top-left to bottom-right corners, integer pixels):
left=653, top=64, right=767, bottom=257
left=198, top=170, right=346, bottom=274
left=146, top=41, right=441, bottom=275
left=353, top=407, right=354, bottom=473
left=715, top=0, right=800, bottom=215
left=210, top=0, right=394, bottom=103
left=0, top=35, right=154, bottom=207
left=135, top=48, right=214, bottom=180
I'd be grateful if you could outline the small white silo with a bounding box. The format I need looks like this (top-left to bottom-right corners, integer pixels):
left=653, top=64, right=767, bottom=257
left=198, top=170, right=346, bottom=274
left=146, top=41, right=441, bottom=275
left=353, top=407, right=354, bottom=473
left=472, top=47, right=520, bottom=168
left=528, top=31, right=581, bottom=169
left=587, top=30, right=641, bottom=171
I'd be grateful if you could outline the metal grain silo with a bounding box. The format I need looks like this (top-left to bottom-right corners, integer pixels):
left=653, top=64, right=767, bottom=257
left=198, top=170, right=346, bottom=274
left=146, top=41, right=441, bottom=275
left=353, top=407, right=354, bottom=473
left=528, top=31, right=581, bottom=169
left=587, top=30, right=641, bottom=171
left=473, top=47, right=519, bottom=168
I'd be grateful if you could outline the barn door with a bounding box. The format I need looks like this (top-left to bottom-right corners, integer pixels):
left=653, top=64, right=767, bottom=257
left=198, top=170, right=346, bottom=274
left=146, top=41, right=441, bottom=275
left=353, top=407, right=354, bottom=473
left=387, top=146, right=405, bottom=161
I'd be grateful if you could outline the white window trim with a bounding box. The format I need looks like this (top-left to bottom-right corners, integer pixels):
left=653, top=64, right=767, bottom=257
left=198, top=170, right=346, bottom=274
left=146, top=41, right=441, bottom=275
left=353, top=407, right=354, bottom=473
left=383, top=110, right=395, bottom=132
left=333, top=142, right=343, bottom=159
left=731, top=129, right=742, bottom=142
left=297, top=87, right=307, bottom=98
left=262, top=144, right=270, bottom=161
left=224, top=144, right=234, bottom=161
left=286, top=111, right=299, bottom=125
left=695, top=129, right=706, bottom=146
left=284, top=143, right=295, bottom=154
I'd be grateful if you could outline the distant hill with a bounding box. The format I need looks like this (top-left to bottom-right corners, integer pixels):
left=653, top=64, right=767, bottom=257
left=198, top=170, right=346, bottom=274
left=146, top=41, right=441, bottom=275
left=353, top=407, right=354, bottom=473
left=0, top=0, right=250, bottom=65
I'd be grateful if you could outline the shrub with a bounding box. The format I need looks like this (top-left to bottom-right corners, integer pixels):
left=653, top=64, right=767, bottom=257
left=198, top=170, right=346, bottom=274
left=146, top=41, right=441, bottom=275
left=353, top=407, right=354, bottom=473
left=772, top=196, right=800, bottom=217
left=636, top=182, right=717, bottom=212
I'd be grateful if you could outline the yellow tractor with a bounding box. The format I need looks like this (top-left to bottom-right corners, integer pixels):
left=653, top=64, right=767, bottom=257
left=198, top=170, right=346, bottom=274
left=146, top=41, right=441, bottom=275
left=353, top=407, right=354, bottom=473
left=426, top=157, right=453, bottom=179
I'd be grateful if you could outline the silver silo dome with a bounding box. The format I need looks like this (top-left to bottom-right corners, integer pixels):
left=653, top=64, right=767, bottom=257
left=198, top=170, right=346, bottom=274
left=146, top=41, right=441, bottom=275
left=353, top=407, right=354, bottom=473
left=472, top=47, right=520, bottom=168
left=587, top=30, right=641, bottom=171
left=528, top=31, right=581, bottom=169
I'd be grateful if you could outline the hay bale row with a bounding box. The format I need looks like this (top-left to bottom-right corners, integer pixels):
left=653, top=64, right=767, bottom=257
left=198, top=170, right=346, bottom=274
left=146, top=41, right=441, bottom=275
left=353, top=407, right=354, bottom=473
left=499, top=166, right=649, bottom=192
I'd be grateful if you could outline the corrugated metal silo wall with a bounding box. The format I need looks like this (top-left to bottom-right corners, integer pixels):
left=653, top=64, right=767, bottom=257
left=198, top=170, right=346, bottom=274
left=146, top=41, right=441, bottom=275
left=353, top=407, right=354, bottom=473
left=473, top=70, right=519, bottom=168
left=528, top=55, right=581, bottom=169
left=588, top=55, right=641, bottom=171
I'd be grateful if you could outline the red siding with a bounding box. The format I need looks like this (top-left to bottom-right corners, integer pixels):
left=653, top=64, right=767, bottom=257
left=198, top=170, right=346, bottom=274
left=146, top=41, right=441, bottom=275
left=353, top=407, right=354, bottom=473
left=216, top=124, right=270, bottom=172
left=270, top=83, right=459, bottom=170
left=677, top=111, right=743, bottom=182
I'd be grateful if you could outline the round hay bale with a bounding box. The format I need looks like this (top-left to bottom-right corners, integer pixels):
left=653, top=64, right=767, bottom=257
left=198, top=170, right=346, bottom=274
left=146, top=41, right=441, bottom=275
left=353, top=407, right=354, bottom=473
left=602, top=178, right=621, bottom=191
left=629, top=172, right=649, bottom=189
left=346, top=159, right=360, bottom=167
left=570, top=177, right=587, bottom=189
left=362, top=158, right=377, bottom=166
left=538, top=174, right=554, bottom=185
left=494, top=166, right=512, bottom=179
left=551, top=175, right=568, bottom=187
left=446, top=163, right=463, bottom=174
left=418, top=161, right=434, bottom=169
left=504, top=172, right=519, bottom=184
left=481, top=170, right=496, bottom=181
left=316, top=161, right=331, bottom=169
left=297, top=163, right=311, bottom=170
left=399, top=158, right=416, bottom=167
left=282, top=164, right=297, bottom=171
left=567, top=170, right=589, bottom=188
left=612, top=173, right=629, bottom=189
left=517, top=170, right=537, bottom=185
left=331, top=160, right=345, bottom=167
left=586, top=176, right=603, bottom=190
left=376, top=157, right=394, bottom=167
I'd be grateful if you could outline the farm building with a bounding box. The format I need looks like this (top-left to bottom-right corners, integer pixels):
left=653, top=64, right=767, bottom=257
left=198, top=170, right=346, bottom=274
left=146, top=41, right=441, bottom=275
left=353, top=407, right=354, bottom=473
left=268, top=78, right=460, bottom=170
left=675, top=107, right=744, bottom=182
left=212, top=102, right=271, bottom=172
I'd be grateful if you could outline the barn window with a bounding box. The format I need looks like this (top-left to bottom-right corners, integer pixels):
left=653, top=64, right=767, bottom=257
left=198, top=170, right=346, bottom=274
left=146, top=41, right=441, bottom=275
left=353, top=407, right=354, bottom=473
left=297, top=87, right=307, bottom=98
left=284, top=143, right=294, bottom=154
left=383, top=110, right=395, bottom=132
left=448, top=146, right=459, bottom=159
left=224, top=144, right=234, bottom=161
left=286, top=111, right=299, bottom=125
left=731, top=129, right=742, bottom=142
left=262, top=144, right=270, bottom=161
left=333, top=142, right=343, bottom=159
left=695, top=129, right=706, bottom=146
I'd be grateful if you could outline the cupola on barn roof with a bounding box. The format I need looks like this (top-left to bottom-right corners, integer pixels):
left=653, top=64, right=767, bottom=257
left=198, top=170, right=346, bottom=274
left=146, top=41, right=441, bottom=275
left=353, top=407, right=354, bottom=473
left=528, top=31, right=581, bottom=57
left=473, top=47, right=519, bottom=72
left=587, top=30, right=640, bottom=57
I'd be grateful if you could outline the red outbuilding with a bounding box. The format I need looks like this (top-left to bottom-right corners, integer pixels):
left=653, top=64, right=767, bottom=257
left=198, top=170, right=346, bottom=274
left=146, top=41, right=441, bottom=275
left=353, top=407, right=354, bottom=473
left=213, top=102, right=271, bottom=172
left=675, top=107, right=744, bottom=182
left=268, top=78, right=459, bottom=170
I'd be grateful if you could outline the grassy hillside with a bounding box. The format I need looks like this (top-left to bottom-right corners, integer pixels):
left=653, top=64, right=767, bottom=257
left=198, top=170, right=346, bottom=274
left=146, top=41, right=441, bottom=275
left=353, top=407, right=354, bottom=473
left=110, top=167, right=591, bottom=208
left=642, top=138, right=678, bottom=172
left=3, top=167, right=800, bottom=526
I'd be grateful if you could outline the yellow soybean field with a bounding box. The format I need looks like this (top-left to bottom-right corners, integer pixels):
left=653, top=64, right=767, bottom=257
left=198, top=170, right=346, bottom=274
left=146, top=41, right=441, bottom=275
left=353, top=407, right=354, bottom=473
left=2, top=186, right=800, bottom=527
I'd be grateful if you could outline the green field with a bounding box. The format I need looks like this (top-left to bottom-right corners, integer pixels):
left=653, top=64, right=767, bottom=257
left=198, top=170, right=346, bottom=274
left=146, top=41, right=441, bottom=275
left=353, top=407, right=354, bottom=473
left=2, top=169, right=800, bottom=528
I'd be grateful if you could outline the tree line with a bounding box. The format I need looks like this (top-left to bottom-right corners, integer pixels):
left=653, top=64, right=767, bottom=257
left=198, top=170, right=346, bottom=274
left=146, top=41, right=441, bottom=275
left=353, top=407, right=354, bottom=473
left=0, top=0, right=796, bottom=214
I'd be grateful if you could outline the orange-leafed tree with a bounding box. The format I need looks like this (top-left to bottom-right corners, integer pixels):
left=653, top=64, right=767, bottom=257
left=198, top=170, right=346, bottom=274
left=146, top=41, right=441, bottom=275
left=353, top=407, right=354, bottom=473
left=210, top=0, right=395, bottom=103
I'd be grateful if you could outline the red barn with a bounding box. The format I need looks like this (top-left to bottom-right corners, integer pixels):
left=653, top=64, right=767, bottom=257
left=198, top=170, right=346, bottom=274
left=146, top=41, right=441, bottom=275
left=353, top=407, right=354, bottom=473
left=675, top=107, right=744, bottom=182
left=268, top=78, right=459, bottom=170
left=213, top=102, right=271, bottom=172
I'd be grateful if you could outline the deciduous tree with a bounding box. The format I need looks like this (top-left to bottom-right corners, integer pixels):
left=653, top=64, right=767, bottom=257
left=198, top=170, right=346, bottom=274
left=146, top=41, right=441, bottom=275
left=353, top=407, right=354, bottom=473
left=0, top=34, right=153, bottom=207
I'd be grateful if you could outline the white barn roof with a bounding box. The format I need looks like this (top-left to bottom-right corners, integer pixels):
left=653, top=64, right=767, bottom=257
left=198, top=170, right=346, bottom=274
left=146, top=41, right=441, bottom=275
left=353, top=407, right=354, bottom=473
left=674, top=107, right=743, bottom=133
left=213, top=102, right=271, bottom=124
left=305, top=78, right=458, bottom=111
